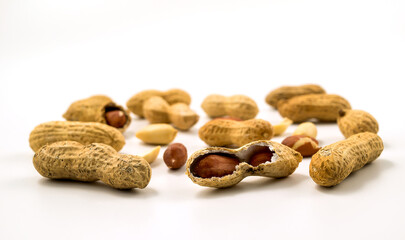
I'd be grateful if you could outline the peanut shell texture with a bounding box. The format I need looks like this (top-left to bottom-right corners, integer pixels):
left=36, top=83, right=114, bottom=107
left=337, top=109, right=379, bottom=138
left=265, top=84, right=326, bottom=108
left=33, top=141, right=152, bottom=189
left=309, top=132, right=384, bottom=187
left=63, top=95, right=131, bottom=132
left=29, top=121, right=125, bottom=152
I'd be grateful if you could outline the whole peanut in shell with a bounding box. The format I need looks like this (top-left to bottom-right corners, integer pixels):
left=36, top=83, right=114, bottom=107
left=337, top=109, right=379, bottom=138
left=33, top=141, right=151, bottom=189
left=265, top=84, right=326, bottom=108
left=277, top=94, right=351, bottom=122
left=63, top=95, right=131, bottom=132
left=309, top=132, right=384, bottom=187
left=186, top=140, right=302, bottom=188
left=29, top=121, right=125, bottom=152
left=199, top=119, right=274, bottom=147
left=201, top=94, right=259, bottom=120
left=126, top=89, right=191, bottom=118
left=143, top=96, right=199, bottom=130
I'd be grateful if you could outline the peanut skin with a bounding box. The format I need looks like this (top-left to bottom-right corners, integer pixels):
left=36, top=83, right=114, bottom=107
left=309, top=132, right=383, bottom=187
left=163, top=143, right=188, bottom=169
left=198, top=119, right=274, bottom=147
left=33, top=141, right=151, bottom=189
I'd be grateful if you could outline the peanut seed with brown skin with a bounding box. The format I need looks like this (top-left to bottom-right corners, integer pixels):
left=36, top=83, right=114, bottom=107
left=163, top=143, right=188, bottom=169
left=282, top=135, right=320, bottom=157
left=191, top=154, right=240, bottom=178
left=249, top=150, right=274, bottom=167
left=105, top=110, right=127, bottom=128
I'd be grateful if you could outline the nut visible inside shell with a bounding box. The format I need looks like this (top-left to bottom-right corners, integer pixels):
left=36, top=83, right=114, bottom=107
left=105, top=107, right=127, bottom=128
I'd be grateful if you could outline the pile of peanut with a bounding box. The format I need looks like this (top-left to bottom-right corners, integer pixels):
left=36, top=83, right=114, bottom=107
left=29, top=84, right=384, bottom=190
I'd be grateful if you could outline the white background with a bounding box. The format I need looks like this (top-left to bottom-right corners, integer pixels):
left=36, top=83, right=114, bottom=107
left=1, top=0, right=405, bottom=239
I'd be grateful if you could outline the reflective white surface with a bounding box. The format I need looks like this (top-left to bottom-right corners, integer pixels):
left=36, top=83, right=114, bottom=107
left=1, top=0, right=404, bottom=239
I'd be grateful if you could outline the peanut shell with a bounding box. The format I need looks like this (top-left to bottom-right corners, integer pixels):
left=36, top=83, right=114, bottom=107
left=309, top=132, right=384, bottom=187
left=201, top=94, right=258, bottom=120
left=199, top=118, right=274, bottom=147
left=33, top=141, right=151, bottom=189
left=63, top=95, right=131, bottom=132
left=277, top=94, right=351, bottom=122
left=265, top=84, right=326, bottom=108
left=337, top=109, right=379, bottom=138
left=29, top=121, right=125, bottom=152
left=186, top=140, right=302, bottom=188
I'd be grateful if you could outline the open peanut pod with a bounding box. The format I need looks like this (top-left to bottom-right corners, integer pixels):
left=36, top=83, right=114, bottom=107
left=186, top=140, right=302, bottom=188
left=63, top=95, right=131, bottom=132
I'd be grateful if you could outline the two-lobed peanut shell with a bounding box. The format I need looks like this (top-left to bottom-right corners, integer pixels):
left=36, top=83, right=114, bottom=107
left=33, top=141, right=151, bottom=189
left=63, top=95, right=131, bottom=132
left=186, top=140, right=302, bottom=188
left=29, top=121, right=125, bottom=152
left=337, top=109, right=379, bottom=138
left=309, top=132, right=384, bottom=187
left=198, top=119, right=274, bottom=147
left=201, top=94, right=259, bottom=120
left=126, top=89, right=191, bottom=118
left=265, top=84, right=326, bottom=108
left=277, top=94, right=351, bottom=122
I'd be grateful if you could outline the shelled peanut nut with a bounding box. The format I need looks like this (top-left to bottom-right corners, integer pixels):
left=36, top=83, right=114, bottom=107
left=310, top=132, right=384, bottom=187
left=126, top=89, right=191, bottom=118
left=29, top=121, right=125, bottom=152
left=143, top=96, right=199, bottom=130
left=199, top=118, right=274, bottom=147
left=186, top=140, right=302, bottom=188
left=282, top=135, right=320, bottom=157
left=63, top=95, right=131, bottom=132
left=292, top=122, right=317, bottom=138
left=163, top=143, right=188, bottom=169
left=136, top=124, right=178, bottom=145
left=277, top=94, right=351, bottom=122
left=265, top=84, right=326, bottom=109
left=33, top=141, right=151, bottom=189
left=273, top=118, right=293, bottom=136
left=201, top=94, right=259, bottom=120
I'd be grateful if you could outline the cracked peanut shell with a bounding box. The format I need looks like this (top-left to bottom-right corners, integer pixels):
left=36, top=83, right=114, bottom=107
left=63, top=95, right=131, bottom=132
left=33, top=141, right=151, bottom=189
left=29, top=121, right=125, bottom=152
left=186, top=140, right=302, bottom=188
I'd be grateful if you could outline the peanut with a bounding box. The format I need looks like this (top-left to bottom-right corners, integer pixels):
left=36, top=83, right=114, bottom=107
left=141, top=146, right=161, bottom=164
left=201, top=94, right=258, bottom=120
left=163, top=143, right=188, bottom=169
left=273, top=118, right=293, bottom=136
left=337, top=109, right=379, bottom=138
left=186, top=140, right=302, bottom=188
left=135, top=123, right=178, bottom=145
left=309, top=132, right=384, bottom=187
left=277, top=94, right=351, bottom=122
left=282, top=135, right=320, bottom=157
left=198, top=119, right=274, bottom=147
left=292, top=122, right=317, bottom=138
left=265, top=84, right=326, bottom=108
left=143, top=96, right=199, bottom=130
left=29, top=121, right=125, bottom=152
left=126, top=89, right=191, bottom=118
left=33, top=141, right=151, bottom=189
left=63, top=95, right=131, bottom=132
